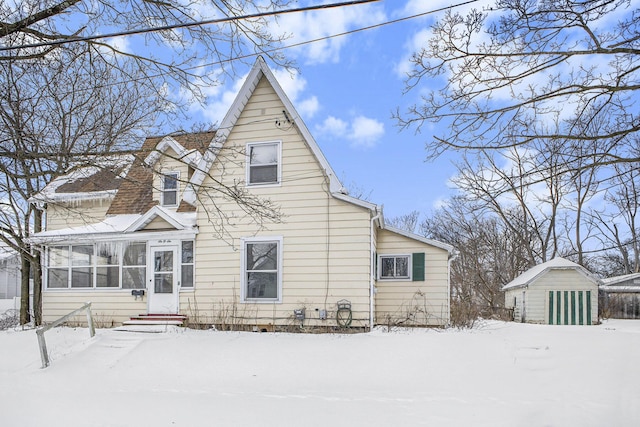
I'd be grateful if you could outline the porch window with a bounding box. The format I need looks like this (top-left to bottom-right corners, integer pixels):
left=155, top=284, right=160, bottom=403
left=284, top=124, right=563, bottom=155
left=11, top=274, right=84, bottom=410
left=378, top=254, right=411, bottom=280
left=96, top=242, right=120, bottom=288
left=247, top=142, right=280, bottom=185
left=46, top=242, right=147, bottom=290
left=242, top=237, right=282, bottom=302
left=181, top=240, right=194, bottom=288
left=161, top=172, right=179, bottom=206
left=47, top=246, right=70, bottom=288
left=122, top=242, right=146, bottom=289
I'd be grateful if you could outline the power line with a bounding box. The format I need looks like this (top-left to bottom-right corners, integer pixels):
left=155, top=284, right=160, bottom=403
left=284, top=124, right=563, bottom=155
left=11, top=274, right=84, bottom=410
left=0, top=1, right=482, bottom=102
left=0, top=0, right=381, bottom=52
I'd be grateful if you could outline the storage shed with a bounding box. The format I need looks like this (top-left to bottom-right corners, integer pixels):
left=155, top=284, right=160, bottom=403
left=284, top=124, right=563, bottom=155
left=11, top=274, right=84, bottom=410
left=503, top=258, right=600, bottom=325
left=600, top=273, right=640, bottom=319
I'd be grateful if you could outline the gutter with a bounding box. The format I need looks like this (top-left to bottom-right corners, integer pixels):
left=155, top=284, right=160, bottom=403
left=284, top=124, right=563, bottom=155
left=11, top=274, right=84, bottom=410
left=370, top=207, right=382, bottom=331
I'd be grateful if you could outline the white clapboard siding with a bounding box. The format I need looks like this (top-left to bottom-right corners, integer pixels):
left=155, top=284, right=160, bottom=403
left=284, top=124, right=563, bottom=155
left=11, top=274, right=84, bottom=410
left=375, top=229, right=450, bottom=326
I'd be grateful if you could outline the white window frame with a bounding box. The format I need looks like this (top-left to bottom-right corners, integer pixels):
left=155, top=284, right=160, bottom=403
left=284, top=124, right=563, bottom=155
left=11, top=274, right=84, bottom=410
left=179, top=240, right=195, bottom=291
left=45, top=242, right=147, bottom=290
left=161, top=171, right=179, bottom=207
left=378, top=254, right=412, bottom=281
left=240, top=236, right=283, bottom=303
left=246, top=141, right=282, bottom=187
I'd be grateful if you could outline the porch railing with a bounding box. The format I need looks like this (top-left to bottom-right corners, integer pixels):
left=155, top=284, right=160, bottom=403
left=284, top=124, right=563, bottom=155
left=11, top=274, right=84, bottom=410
left=35, top=302, right=95, bottom=368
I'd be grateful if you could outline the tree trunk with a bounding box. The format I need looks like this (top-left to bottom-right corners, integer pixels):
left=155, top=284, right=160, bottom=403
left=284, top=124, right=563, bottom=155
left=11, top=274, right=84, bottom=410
left=19, top=253, right=30, bottom=325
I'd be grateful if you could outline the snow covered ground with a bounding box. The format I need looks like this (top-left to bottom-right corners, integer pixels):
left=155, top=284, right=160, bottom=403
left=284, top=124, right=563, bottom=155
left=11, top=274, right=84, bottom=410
left=1, top=320, right=638, bottom=426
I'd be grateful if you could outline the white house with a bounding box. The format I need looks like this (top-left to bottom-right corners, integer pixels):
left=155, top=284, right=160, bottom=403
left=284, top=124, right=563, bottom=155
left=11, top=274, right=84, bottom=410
left=503, top=257, right=600, bottom=325
left=28, top=57, right=456, bottom=330
left=600, top=273, right=640, bottom=319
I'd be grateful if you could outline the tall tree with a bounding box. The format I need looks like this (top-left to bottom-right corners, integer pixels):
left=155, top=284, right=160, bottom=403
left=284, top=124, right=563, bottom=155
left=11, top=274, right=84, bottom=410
left=420, top=195, right=530, bottom=321
left=397, top=0, right=640, bottom=169
left=0, top=44, right=159, bottom=324
left=0, top=1, right=296, bottom=324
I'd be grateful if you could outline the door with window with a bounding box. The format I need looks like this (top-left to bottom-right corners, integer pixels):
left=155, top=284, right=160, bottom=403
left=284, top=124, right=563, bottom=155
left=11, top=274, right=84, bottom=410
left=148, top=246, right=179, bottom=314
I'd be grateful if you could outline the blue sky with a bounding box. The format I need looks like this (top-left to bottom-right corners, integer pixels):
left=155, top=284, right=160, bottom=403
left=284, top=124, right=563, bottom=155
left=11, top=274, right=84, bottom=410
left=181, top=0, right=489, bottom=220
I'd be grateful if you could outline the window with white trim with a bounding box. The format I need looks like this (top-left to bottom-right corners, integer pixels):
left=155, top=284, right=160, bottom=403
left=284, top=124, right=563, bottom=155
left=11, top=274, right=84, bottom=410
left=161, top=172, right=179, bottom=206
left=181, top=240, right=194, bottom=288
left=247, top=142, right=280, bottom=185
left=378, top=254, right=411, bottom=280
left=122, top=242, right=146, bottom=289
left=47, top=242, right=146, bottom=290
left=242, top=237, right=282, bottom=301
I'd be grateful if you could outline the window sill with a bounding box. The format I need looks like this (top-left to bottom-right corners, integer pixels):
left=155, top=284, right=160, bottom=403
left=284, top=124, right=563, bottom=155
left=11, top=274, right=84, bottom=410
left=241, top=299, right=282, bottom=304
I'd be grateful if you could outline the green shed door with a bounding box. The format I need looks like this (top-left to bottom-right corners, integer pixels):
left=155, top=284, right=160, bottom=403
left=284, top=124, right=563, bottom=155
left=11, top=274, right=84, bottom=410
left=547, top=290, right=593, bottom=325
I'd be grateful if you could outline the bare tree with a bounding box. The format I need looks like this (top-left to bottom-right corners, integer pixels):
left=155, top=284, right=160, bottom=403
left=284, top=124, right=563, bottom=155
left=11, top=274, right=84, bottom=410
left=397, top=0, right=640, bottom=168
left=0, top=43, right=160, bottom=324
left=386, top=210, right=420, bottom=233
left=0, top=1, right=300, bottom=324
left=420, top=195, right=530, bottom=322
left=591, top=156, right=640, bottom=275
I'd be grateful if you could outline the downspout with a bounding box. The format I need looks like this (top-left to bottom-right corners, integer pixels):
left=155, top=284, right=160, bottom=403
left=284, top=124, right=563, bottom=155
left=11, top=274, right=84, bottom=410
left=370, top=208, right=381, bottom=331
left=447, top=250, right=459, bottom=327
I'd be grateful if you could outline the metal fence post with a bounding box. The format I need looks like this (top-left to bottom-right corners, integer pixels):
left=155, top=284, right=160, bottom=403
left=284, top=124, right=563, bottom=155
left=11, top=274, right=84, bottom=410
left=85, top=302, right=95, bottom=337
left=36, top=329, right=50, bottom=368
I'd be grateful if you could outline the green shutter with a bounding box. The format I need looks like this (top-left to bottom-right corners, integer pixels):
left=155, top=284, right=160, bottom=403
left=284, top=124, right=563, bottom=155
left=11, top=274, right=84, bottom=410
left=548, top=291, right=554, bottom=325
left=412, top=253, right=425, bottom=281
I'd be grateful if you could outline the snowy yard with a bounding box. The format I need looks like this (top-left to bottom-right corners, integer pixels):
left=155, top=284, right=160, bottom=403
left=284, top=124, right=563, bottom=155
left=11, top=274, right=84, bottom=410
left=1, top=320, right=638, bottom=427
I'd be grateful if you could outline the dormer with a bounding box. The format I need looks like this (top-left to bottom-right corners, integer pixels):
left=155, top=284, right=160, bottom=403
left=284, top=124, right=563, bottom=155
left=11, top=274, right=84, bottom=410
left=142, top=134, right=211, bottom=211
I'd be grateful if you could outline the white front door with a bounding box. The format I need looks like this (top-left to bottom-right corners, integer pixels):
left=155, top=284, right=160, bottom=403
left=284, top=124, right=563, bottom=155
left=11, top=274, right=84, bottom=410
left=148, top=246, right=179, bottom=314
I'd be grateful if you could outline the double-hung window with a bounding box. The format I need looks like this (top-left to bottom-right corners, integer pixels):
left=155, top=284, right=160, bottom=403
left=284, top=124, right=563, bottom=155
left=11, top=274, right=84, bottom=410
left=379, top=254, right=411, bottom=280
left=242, top=237, right=282, bottom=302
left=161, top=172, right=179, bottom=206
left=247, top=142, right=280, bottom=185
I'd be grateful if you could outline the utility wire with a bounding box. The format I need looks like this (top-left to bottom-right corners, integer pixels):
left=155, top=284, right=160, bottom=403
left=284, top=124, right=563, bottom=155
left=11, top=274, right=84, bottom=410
left=0, top=0, right=482, bottom=101
left=0, top=0, right=381, bottom=52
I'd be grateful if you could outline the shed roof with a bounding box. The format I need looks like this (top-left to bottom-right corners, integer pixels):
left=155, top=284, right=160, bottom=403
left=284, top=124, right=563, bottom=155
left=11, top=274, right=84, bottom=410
left=600, top=272, right=640, bottom=293
left=502, top=257, right=600, bottom=291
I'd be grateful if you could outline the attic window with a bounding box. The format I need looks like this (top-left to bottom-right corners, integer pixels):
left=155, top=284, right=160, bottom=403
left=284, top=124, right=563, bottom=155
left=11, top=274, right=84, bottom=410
left=247, top=141, right=280, bottom=185
left=162, top=172, right=179, bottom=206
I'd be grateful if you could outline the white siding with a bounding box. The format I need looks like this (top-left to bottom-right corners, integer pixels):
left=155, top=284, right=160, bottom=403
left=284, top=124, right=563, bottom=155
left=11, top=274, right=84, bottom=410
left=42, top=291, right=146, bottom=327
left=375, top=229, right=450, bottom=326
left=191, top=77, right=373, bottom=329
left=505, top=269, right=598, bottom=324
left=46, top=199, right=113, bottom=231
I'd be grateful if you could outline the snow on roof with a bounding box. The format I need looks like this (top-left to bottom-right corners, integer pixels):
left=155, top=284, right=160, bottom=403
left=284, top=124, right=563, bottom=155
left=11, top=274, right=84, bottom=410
left=28, top=210, right=197, bottom=244
left=502, top=257, right=599, bottom=291
left=600, top=273, right=640, bottom=292
left=600, top=272, right=640, bottom=286
left=30, top=154, right=134, bottom=205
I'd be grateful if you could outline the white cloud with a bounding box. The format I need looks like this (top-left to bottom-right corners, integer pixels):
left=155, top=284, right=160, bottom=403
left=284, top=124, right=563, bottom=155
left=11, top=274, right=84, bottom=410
left=318, top=116, right=348, bottom=135
left=317, top=114, right=385, bottom=149
left=350, top=116, right=385, bottom=148
left=274, top=3, right=386, bottom=64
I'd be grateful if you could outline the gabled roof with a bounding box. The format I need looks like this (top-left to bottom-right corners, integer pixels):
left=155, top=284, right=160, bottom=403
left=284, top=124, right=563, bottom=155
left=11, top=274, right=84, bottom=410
left=383, top=225, right=457, bottom=257
left=125, top=205, right=195, bottom=232
left=183, top=56, right=345, bottom=206
left=107, top=131, right=214, bottom=215
left=502, top=257, right=600, bottom=291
